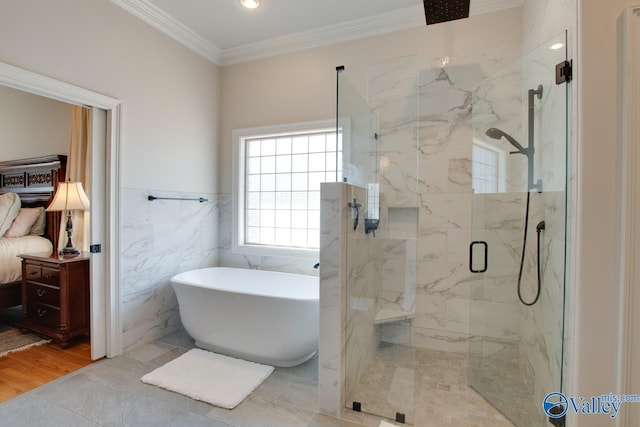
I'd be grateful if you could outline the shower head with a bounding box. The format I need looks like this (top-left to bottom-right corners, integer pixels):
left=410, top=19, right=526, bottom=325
left=423, top=0, right=470, bottom=25
left=485, top=127, right=527, bottom=155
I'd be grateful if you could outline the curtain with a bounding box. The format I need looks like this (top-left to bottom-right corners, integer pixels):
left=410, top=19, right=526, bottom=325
left=59, top=106, right=92, bottom=252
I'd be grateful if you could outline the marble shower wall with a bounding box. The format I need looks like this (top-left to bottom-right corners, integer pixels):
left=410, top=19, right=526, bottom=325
left=318, top=182, right=380, bottom=416
left=344, top=185, right=381, bottom=406
left=517, top=35, right=568, bottom=426
left=365, top=56, right=419, bottom=324
left=337, top=48, right=527, bottom=353
left=120, top=188, right=219, bottom=351
left=410, top=48, right=523, bottom=353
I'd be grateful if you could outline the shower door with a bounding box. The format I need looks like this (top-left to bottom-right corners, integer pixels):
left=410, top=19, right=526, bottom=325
left=469, top=33, right=569, bottom=427
left=339, top=56, right=420, bottom=425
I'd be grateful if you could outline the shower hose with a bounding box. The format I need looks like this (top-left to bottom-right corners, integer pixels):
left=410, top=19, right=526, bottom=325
left=517, top=191, right=545, bottom=306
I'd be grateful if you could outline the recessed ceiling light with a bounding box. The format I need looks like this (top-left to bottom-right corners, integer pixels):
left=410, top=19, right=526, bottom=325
left=240, top=0, right=260, bottom=9
left=550, top=43, right=564, bottom=50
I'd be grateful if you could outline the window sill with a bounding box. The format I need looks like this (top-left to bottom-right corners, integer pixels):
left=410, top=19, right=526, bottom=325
left=232, top=243, right=319, bottom=259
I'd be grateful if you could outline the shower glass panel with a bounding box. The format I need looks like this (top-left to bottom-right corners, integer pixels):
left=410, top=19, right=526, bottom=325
left=469, top=32, right=568, bottom=427
left=338, top=56, right=419, bottom=424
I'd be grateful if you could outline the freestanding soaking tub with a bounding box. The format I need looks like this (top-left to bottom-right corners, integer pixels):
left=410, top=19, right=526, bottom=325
left=170, top=267, right=319, bottom=367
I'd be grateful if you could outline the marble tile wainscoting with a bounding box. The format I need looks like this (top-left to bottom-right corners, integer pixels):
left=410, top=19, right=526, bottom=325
left=120, top=188, right=220, bottom=351
left=318, top=182, right=381, bottom=417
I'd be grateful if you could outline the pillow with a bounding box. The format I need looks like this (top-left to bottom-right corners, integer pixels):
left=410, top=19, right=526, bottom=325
left=4, top=207, right=43, bottom=238
left=0, top=192, right=21, bottom=236
left=29, top=207, right=46, bottom=236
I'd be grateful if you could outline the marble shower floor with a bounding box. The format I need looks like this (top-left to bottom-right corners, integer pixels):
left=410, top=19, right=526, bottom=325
left=347, top=343, right=517, bottom=427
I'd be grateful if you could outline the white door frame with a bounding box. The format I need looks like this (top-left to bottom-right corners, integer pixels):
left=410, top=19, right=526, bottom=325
left=618, top=5, right=640, bottom=427
left=0, top=61, right=123, bottom=358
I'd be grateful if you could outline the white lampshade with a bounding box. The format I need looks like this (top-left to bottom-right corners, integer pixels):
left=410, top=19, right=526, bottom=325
left=46, top=182, right=90, bottom=212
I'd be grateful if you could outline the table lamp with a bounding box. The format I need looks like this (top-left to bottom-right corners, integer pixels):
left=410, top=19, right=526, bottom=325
left=46, top=181, right=90, bottom=256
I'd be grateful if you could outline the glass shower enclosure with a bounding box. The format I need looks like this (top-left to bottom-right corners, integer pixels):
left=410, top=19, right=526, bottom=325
left=469, top=32, right=569, bottom=426
left=337, top=33, right=568, bottom=427
left=337, top=55, right=420, bottom=424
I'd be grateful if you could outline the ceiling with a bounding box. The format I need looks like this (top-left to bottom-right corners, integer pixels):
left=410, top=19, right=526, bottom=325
left=112, top=0, right=522, bottom=65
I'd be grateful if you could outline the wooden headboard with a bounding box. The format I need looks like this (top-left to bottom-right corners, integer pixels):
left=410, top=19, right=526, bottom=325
left=0, top=155, right=67, bottom=248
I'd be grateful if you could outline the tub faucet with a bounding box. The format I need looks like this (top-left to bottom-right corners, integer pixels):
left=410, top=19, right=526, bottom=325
left=313, top=263, right=320, bottom=269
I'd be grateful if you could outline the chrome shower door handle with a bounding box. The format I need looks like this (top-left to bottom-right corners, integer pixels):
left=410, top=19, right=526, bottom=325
left=469, top=241, right=488, bottom=273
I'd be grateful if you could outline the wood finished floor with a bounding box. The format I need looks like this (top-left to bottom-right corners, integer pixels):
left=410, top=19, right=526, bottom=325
left=0, top=337, right=93, bottom=403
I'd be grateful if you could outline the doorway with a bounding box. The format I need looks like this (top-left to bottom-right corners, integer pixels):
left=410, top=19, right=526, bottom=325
left=0, top=61, right=122, bottom=360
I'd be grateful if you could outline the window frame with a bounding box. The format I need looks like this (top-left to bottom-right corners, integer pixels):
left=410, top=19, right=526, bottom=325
left=232, top=119, right=337, bottom=258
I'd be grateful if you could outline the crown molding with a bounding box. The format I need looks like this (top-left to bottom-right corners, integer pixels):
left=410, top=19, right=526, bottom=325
left=221, top=0, right=522, bottom=65
left=471, top=0, right=523, bottom=16
left=111, top=0, right=222, bottom=65
left=113, top=0, right=522, bottom=67
left=221, top=5, right=424, bottom=66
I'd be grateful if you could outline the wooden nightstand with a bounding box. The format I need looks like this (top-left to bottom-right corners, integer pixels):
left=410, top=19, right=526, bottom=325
left=18, top=252, right=90, bottom=349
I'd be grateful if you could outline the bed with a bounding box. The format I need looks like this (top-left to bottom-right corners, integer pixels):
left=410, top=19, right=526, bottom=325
left=0, top=155, right=66, bottom=310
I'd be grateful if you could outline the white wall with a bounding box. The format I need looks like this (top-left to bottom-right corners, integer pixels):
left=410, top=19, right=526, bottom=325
left=0, top=0, right=221, bottom=349
left=572, top=1, right=629, bottom=425
left=0, top=85, right=71, bottom=160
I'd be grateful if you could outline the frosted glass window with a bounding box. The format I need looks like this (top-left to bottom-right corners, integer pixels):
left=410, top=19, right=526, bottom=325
left=261, top=139, right=276, bottom=156
left=309, top=153, right=326, bottom=172
left=291, top=173, right=308, bottom=191
left=276, top=137, right=292, bottom=155
left=260, top=192, right=275, bottom=210
left=246, top=175, right=260, bottom=192
left=261, top=174, right=276, bottom=192
left=242, top=128, right=338, bottom=250
left=309, top=134, right=326, bottom=153
left=247, top=140, right=261, bottom=157
left=247, top=158, right=260, bottom=175
left=246, top=192, right=260, bottom=209
left=472, top=144, right=500, bottom=194
left=276, top=174, right=291, bottom=191
left=291, top=154, right=308, bottom=173
left=276, top=156, right=292, bottom=173
left=261, top=156, right=276, bottom=174
left=275, top=192, right=291, bottom=210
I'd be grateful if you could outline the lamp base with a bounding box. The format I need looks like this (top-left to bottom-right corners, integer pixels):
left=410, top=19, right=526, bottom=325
left=61, top=211, right=80, bottom=257
left=60, top=246, right=80, bottom=256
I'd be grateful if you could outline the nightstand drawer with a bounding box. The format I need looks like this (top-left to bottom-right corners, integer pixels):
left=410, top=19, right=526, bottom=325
left=23, top=265, right=60, bottom=286
left=26, top=283, right=60, bottom=307
left=19, top=253, right=90, bottom=348
left=26, top=303, right=61, bottom=328
left=24, top=264, right=41, bottom=280
left=41, top=267, right=60, bottom=286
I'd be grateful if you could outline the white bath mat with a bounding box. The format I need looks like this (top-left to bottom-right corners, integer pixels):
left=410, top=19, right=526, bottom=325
left=141, top=348, right=274, bottom=409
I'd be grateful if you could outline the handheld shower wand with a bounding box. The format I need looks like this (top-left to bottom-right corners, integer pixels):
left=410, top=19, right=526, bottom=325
left=483, top=85, right=545, bottom=306
left=485, top=127, right=541, bottom=192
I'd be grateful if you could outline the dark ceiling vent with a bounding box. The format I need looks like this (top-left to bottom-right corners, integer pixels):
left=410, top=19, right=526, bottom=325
left=423, top=0, right=471, bottom=25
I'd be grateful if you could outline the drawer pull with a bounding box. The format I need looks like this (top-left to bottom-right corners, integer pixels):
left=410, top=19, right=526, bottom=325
left=36, top=308, right=47, bottom=317
left=45, top=274, right=53, bottom=279
left=37, top=289, right=47, bottom=297
left=29, top=270, right=38, bottom=276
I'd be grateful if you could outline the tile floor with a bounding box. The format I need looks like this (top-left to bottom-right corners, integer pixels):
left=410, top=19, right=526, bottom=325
left=0, top=328, right=520, bottom=427
left=347, top=343, right=516, bottom=427
left=0, top=329, right=371, bottom=427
